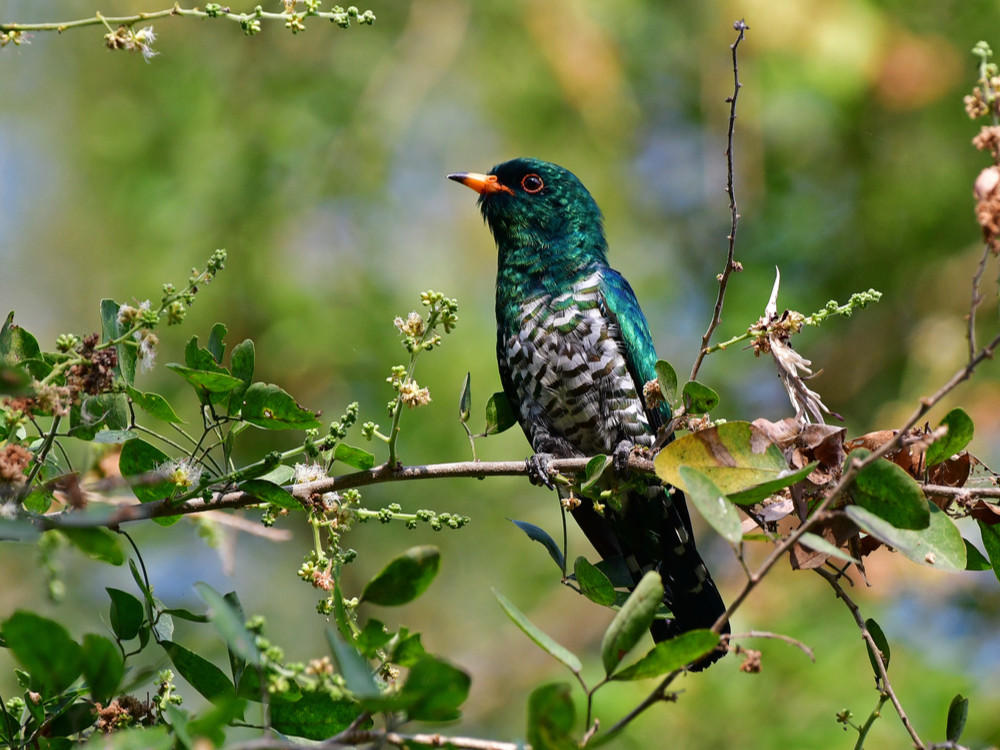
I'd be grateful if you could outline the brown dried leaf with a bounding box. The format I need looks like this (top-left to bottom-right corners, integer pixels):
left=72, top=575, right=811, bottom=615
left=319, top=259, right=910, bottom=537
left=790, top=512, right=859, bottom=570
left=970, top=499, right=1000, bottom=525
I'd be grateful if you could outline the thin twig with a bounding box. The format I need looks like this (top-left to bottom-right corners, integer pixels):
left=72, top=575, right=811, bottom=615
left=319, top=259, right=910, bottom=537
left=690, top=18, right=749, bottom=382
left=814, top=568, right=926, bottom=749
left=726, top=630, right=815, bottom=661
left=0, top=6, right=371, bottom=33
left=228, top=729, right=523, bottom=750
left=966, top=243, right=992, bottom=360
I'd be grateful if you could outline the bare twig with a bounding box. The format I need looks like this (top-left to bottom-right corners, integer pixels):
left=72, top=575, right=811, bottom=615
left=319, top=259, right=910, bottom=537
left=691, top=18, right=749, bottom=382
left=228, top=729, right=524, bottom=750
left=966, top=243, right=992, bottom=360
left=726, top=630, right=815, bottom=661
left=814, top=568, right=926, bottom=749
left=24, top=456, right=652, bottom=531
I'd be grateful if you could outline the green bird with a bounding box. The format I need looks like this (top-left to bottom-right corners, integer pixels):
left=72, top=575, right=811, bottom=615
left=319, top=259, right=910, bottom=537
left=449, top=158, right=728, bottom=668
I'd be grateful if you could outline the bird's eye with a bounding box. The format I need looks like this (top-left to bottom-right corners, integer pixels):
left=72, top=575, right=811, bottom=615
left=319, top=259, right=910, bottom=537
left=521, top=174, right=544, bottom=193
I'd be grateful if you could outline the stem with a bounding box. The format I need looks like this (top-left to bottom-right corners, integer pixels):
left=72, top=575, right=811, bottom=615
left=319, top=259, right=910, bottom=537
left=1, top=6, right=370, bottom=33
left=854, top=693, right=890, bottom=750
left=815, top=568, right=926, bottom=749
left=386, top=309, right=442, bottom=467
left=690, top=19, right=748, bottom=382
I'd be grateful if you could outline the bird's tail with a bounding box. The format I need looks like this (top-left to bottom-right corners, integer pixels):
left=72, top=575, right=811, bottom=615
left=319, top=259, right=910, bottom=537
left=572, top=484, right=729, bottom=670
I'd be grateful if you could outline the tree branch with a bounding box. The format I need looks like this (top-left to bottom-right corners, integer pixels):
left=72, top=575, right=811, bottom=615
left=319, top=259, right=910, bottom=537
left=814, top=568, right=926, bottom=749
left=691, top=18, right=748, bottom=382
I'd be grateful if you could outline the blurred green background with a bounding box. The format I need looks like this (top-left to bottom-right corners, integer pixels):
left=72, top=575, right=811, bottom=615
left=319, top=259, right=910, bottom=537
left=2, top=0, right=1000, bottom=747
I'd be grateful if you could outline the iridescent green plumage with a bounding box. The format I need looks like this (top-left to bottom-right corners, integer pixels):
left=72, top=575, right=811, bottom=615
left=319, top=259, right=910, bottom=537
left=450, top=158, right=728, bottom=668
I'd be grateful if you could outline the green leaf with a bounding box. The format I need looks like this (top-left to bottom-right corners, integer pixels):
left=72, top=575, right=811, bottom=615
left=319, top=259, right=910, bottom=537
left=728, top=462, right=819, bottom=506
left=207, top=323, right=227, bottom=364
left=0, top=517, right=41, bottom=541
left=679, top=467, right=743, bottom=545
left=846, top=504, right=966, bottom=572
left=580, top=454, right=610, bottom=493
left=655, top=422, right=788, bottom=495
left=0, top=311, right=41, bottom=366
left=81, top=634, right=124, bottom=704
left=926, top=408, right=975, bottom=467
left=118, top=438, right=172, bottom=504
left=222, top=591, right=247, bottom=688
left=847, top=449, right=930, bottom=530
left=964, top=539, right=992, bottom=571
left=59, top=527, right=125, bottom=565
left=271, top=689, right=366, bottom=741
left=126, top=386, right=184, bottom=424
left=510, top=519, right=565, bottom=572
left=485, top=391, right=517, bottom=435
left=107, top=587, right=145, bottom=641
left=361, top=546, right=440, bottom=606
left=239, top=479, right=299, bottom=510
left=798, top=532, right=861, bottom=565
left=2, top=611, right=83, bottom=695
left=326, top=629, right=381, bottom=700
left=396, top=656, right=471, bottom=722
left=612, top=629, right=720, bottom=680
left=195, top=582, right=261, bottom=666
left=167, top=363, right=244, bottom=393
left=574, top=556, right=616, bottom=607
left=93, top=429, right=138, bottom=444
left=227, top=339, right=255, bottom=416
left=459, top=372, right=472, bottom=424
left=100, top=299, right=137, bottom=385
left=594, top=556, right=634, bottom=588
left=161, top=640, right=235, bottom=701
left=682, top=380, right=720, bottom=413
left=118, top=438, right=181, bottom=526
left=864, top=617, right=891, bottom=675
left=600, top=571, right=663, bottom=676
left=527, top=683, right=576, bottom=750
left=89, top=392, right=130, bottom=431
left=160, top=608, right=210, bottom=623
left=186, top=697, right=247, bottom=747
left=79, top=726, right=171, bottom=750
left=258, top=463, right=295, bottom=486
left=355, top=619, right=393, bottom=658
left=331, top=582, right=354, bottom=644
left=493, top=589, right=582, bottom=674
left=391, top=631, right=426, bottom=668
left=978, top=520, right=1000, bottom=584
left=241, top=382, right=322, bottom=430
left=946, top=693, right=969, bottom=743
left=654, top=359, right=678, bottom=406
left=334, top=442, right=375, bottom=471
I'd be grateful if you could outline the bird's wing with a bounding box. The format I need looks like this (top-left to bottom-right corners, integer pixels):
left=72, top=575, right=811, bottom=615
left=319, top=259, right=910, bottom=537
left=597, top=268, right=671, bottom=432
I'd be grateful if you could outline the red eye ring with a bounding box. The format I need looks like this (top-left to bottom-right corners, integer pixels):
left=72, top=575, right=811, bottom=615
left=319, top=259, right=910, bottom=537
left=521, top=174, right=544, bottom=193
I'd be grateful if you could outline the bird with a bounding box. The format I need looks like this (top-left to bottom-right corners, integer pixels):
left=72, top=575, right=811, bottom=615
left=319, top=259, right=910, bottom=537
left=448, top=157, right=729, bottom=669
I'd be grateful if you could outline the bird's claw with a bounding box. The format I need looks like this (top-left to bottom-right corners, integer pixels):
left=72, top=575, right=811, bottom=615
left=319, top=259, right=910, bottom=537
left=527, top=453, right=555, bottom=489
left=612, top=441, right=634, bottom=476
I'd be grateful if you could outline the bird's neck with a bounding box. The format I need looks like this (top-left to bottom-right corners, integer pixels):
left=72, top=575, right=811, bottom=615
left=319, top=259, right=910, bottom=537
left=494, top=234, right=607, bottom=324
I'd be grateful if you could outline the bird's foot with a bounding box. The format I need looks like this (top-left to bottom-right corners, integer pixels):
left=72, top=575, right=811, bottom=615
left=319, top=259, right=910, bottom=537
left=526, top=453, right=555, bottom=489
left=612, top=441, right=635, bottom=476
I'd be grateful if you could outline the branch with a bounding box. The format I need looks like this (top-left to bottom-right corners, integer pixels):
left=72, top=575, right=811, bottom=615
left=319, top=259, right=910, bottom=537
left=814, top=568, right=926, bottom=749
left=690, top=18, right=748, bottom=382
left=29, top=456, right=650, bottom=531
left=966, top=243, right=992, bottom=360
left=726, top=630, right=815, bottom=661
left=0, top=5, right=375, bottom=34
left=229, top=729, right=523, bottom=750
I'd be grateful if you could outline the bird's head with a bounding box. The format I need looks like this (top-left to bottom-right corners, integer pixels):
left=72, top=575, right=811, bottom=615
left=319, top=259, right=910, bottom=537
left=448, top=158, right=608, bottom=270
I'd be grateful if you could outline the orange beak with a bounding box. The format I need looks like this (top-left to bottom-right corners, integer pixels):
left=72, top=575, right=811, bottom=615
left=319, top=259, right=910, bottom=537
left=447, top=171, right=514, bottom=195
